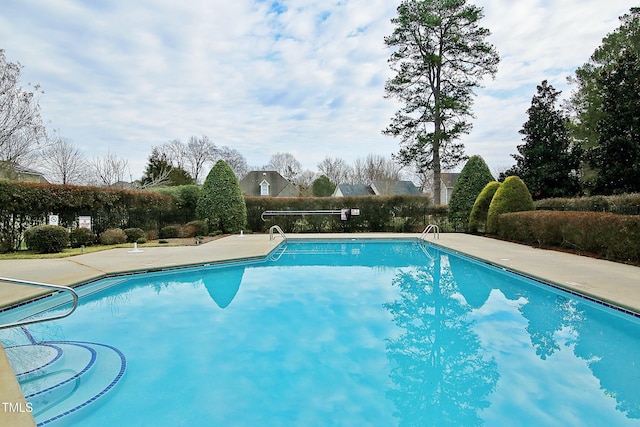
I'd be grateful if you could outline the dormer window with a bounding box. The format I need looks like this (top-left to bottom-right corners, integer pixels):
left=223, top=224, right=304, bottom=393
left=259, top=179, right=270, bottom=196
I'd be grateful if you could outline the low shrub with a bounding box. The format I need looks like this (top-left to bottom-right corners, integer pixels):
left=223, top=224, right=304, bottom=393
left=99, top=228, right=127, bottom=245
left=24, top=225, right=70, bottom=254
left=145, top=230, right=159, bottom=241
left=124, top=228, right=145, bottom=243
left=179, top=224, right=197, bottom=238
left=159, top=225, right=180, bottom=239
left=0, top=232, right=12, bottom=253
left=70, top=228, right=96, bottom=247
left=137, top=237, right=147, bottom=244
left=186, top=220, right=208, bottom=237
left=498, top=211, right=640, bottom=263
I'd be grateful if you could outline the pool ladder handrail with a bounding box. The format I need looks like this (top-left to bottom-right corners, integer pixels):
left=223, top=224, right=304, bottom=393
left=0, top=277, right=79, bottom=330
left=269, top=225, right=287, bottom=241
left=420, top=224, right=440, bottom=240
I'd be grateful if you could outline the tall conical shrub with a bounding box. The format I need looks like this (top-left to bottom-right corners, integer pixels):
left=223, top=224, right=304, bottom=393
left=469, top=181, right=501, bottom=233
left=487, top=176, right=534, bottom=234
left=196, top=160, right=247, bottom=233
left=448, top=155, right=495, bottom=230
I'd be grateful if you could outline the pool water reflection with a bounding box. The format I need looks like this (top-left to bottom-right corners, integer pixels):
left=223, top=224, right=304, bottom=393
left=4, top=240, right=640, bottom=426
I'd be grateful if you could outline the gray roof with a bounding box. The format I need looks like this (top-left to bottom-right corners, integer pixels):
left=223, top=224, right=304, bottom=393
left=333, top=184, right=375, bottom=197
left=371, top=180, right=422, bottom=196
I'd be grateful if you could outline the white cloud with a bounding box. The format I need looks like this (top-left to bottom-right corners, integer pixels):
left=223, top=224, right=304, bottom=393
left=1, top=0, right=634, bottom=179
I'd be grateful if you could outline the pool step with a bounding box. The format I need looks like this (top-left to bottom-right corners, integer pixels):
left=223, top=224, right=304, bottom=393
left=6, top=341, right=126, bottom=426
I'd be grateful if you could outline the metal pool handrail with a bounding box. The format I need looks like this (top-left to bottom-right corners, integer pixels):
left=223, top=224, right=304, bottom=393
left=269, top=225, right=287, bottom=241
left=420, top=224, right=440, bottom=240
left=0, top=277, right=79, bottom=330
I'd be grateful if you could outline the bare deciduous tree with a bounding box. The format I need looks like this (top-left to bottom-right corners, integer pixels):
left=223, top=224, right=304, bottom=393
left=350, top=154, right=402, bottom=184
left=160, top=136, right=217, bottom=183
left=186, top=135, right=217, bottom=183
left=266, top=152, right=302, bottom=181
left=40, top=135, right=89, bottom=184
left=137, top=167, right=171, bottom=189
left=164, top=139, right=188, bottom=170
left=317, top=157, right=352, bottom=185
left=296, top=170, right=318, bottom=187
left=217, top=146, right=249, bottom=179
left=91, top=151, right=130, bottom=187
left=0, top=49, right=46, bottom=168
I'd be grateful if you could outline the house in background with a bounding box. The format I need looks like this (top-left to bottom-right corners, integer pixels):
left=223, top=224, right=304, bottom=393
left=332, top=180, right=422, bottom=197
left=239, top=170, right=300, bottom=197
left=0, top=162, right=48, bottom=183
left=437, top=172, right=460, bottom=205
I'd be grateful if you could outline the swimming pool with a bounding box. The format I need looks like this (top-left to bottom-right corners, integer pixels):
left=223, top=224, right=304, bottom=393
left=2, top=239, right=640, bottom=426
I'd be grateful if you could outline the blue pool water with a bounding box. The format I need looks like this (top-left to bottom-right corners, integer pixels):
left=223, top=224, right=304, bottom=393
left=3, top=239, right=640, bottom=426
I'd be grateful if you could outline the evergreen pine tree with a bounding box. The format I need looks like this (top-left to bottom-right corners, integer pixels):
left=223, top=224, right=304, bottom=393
left=591, top=50, right=640, bottom=194
left=196, top=160, right=247, bottom=233
left=503, top=80, right=581, bottom=199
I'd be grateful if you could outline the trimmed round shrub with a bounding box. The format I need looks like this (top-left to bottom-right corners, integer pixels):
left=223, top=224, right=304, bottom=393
left=178, top=220, right=209, bottom=238
left=99, top=228, right=127, bottom=245
left=487, top=176, right=535, bottom=234
left=448, top=155, right=495, bottom=231
left=24, top=225, right=69, bottom=254
left=159, top=225, right=180, bottom=239
left=124, top=228, right=145, bottom=243
left=469, top=181, right=501, bottom=233
left=186, top=220, right=208, bottom=237
left=179, top=224, right=196, bottom=238
left=70, top=228, right=96, bottom=247
left=196, top=160, right=247, bottom=233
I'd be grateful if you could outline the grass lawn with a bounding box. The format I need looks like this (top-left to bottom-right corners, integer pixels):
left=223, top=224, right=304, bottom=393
left=0, top=236, right=219, bottom=260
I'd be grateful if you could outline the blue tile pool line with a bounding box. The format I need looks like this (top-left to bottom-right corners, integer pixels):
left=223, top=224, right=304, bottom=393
left=26, top=343, right=97, bottom=400
left=38, top=341, right=127, bottom=427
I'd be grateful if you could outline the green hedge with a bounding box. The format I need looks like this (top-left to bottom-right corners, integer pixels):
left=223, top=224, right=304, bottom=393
left=0, top=181, right=174, bottom=251
left=536, top=193, right=640, bottom=215
left=152, top=185, right=201, bottom=224
left=497, top=211, right=640, bottom=263
left=245, top=195, right=446, bottom=233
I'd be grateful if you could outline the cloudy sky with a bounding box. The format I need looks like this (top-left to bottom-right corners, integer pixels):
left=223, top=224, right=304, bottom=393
left=1, top=0, right=635, bottom=180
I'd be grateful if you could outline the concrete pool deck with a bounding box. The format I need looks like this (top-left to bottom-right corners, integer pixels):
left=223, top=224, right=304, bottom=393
left=1, top=232, right=640, bottom=426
